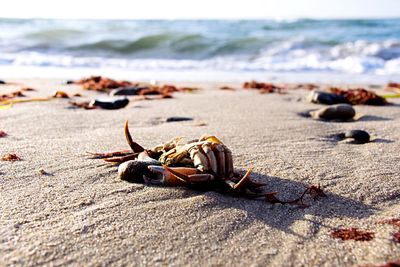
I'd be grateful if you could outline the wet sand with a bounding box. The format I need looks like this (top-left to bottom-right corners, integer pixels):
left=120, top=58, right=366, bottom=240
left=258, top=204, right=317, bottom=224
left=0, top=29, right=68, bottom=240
left=1, top=79, right=399, bottom=266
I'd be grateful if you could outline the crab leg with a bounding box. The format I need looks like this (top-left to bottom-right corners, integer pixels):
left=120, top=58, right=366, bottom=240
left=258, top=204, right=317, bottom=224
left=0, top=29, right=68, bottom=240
left=223, top=145, right=234, bottom=178
left=202, top=143, right=218, bottom=174
left=124, top=120, right=145, bottom=153
left=188, top=145, right=210, bottom=172
left=148, top=165, right=213, bottom=186
left=160, top=165, right=214, bottom=184
left=86, top=150, right=133, bottom=159
left=103, top=153, right=139, bottom=163
left=233, top=167, right=254, bottom=190
left=213, top=144, right=226, bottom=177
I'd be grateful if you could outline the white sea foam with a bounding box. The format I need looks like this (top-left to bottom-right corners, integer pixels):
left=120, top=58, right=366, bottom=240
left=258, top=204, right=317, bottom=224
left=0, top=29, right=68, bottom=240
left=0, top=19, right=399, bottom=79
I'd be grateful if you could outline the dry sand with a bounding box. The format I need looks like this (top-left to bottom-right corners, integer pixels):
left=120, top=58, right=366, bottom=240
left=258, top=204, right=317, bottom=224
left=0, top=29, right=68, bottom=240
left=0, top=79, right=399, bottom=266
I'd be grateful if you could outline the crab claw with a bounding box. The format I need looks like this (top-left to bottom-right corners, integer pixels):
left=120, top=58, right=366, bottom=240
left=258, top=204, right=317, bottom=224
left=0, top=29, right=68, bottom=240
left=147, top=165, right=198, bottom=186
left=118, top=160, right=157, bottom=183
left=124, top=120, right=145, bottom=153
left=233, top=167, right=254, bottom=190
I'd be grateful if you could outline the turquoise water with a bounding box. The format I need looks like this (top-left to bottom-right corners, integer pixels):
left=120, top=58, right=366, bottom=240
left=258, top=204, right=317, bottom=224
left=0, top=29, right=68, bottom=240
left=0, top=19, right=399, bottom=79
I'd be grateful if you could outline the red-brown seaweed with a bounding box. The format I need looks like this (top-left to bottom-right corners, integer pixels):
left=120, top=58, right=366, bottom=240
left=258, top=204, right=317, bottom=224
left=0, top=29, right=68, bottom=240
left=1, top=153, right=22, bottom=161
left=330, top=87, right=388, bottom=105
left=330, top=227, right=375, bottom=241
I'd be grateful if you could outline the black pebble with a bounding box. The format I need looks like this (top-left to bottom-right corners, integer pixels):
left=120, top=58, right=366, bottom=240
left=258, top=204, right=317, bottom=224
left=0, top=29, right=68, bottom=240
left=166, top=117, right=193, bottom=122
left=110, top=86, right=148, bottom=96
left=308, top=90, right=349, bottom=105
left=344, top=130, right=370, bottom=144
left=0, top=80, right=6, bottom=84
left=91, top=98, right=129, bottom=110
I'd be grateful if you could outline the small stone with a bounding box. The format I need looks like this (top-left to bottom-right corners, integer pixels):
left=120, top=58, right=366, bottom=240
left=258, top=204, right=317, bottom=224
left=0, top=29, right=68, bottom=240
left=344, top=130, right=370, bottom=144
left=310, top=104, right=356, bottom=121
left=166, top=117, right=193, bottom=122
left=90, top=98, right=129, bottom=110
left=307, top=90, right=349, bottom=105
left=110, top=86, right=148, bottom=96
left=38, top=168, right=48, bottom=175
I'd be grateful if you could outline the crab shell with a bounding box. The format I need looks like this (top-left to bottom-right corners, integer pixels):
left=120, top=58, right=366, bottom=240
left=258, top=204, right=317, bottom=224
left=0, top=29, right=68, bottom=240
left=118, top=136, right=236, bottom=186
left=117, top=121, right=255, bottom=192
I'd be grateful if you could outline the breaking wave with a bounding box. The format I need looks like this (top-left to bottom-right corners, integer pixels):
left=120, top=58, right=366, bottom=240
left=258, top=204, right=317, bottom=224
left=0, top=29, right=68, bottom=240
left=0, top=18, right=400, bottom=75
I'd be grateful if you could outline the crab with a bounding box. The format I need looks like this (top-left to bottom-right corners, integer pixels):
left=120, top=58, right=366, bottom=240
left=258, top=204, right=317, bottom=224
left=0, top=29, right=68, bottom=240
left=89, top=121, right=326, bottom=204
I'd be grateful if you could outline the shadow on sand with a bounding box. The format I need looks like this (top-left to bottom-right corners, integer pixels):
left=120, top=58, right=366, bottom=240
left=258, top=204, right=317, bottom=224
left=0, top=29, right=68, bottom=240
left=358, top=115, right=392, bottom=121
left=124, top=169, right=377, bottom=239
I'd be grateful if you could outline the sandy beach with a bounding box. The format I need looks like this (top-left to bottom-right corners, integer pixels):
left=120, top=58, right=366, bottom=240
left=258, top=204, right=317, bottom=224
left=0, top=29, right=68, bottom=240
left=1, top=79, right=399, bottom=266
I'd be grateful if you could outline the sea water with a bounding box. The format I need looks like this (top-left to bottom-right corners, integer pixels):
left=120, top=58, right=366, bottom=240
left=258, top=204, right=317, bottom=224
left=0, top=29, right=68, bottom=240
left=0, top=18, right=399, bottom=82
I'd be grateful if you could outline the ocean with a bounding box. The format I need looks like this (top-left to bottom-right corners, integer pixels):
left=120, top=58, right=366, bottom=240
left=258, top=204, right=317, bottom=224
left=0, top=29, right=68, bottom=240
left=0, top=18, right=399, bottom=82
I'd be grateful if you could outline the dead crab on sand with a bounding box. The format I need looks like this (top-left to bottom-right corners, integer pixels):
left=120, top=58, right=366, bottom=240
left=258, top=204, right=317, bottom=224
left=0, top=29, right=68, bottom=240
left=89, top=121, right=325, bottom=204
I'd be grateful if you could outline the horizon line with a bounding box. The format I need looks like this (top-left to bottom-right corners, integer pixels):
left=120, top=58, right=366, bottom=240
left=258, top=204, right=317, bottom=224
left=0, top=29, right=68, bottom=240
left=0, top=16, right=399, bottom=20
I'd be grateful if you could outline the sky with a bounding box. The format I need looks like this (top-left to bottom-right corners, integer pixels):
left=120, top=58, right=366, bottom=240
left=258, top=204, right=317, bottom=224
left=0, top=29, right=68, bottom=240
left=0, top=0, right=399, bottom=19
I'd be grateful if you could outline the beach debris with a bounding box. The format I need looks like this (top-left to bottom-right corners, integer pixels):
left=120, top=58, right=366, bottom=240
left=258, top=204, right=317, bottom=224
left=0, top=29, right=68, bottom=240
left=194, top=121, right=208, bottom=127
left=38, top=168, right=49, bottom=175
left=243, top=81, right=285, bottom=94
left=336, top=130, right=370, bottom=144
left=69, top=97, right=129, bottom=110
left=166, top=117, right=193, bottom=123
left=70, top=76, right=196, bottom=99
left=307, top=90, right=349, bottom=105
left=362, top=260, right=400, bottom=267
left=0, top=130, right=7, bottom=137
left=308, top=88, right=389, bottom=105
left=71, top=76, right=134, bottom=91
left=0, top=97, right=52, bottom=107
left=394, top=232, right=400, bottom=243
left=309, top=104, right=356, bottom=121
left=69, top=101, right=96, bottom=110
left=378, top=218, right=400, bottom=227
left=0, top=80, right=6, bottom=84
left=330, top=87, right=388, bottom=105
left=386, top=82, right=400, bottom=93
left=220, top=86, right=236, bottom=91
left=110, top=86, right=148, bottom=96
left=89, top=121, right=326, bottom=205
left=0, top=90, right=26, bottom=101
left=330, top=227, right=375, bottom=241
left=385, top=83, right=400, bottom=98
left=0, top=86, right=38, bottom=102
left=135, top=84, right=194, bottom=97
left=1, top=153, right=22, bottom=161
left=52, top=90, right=70, bottom=98
left=21, top=87, right=35, bottom=92
left=295, top=83, right=319, bottom=90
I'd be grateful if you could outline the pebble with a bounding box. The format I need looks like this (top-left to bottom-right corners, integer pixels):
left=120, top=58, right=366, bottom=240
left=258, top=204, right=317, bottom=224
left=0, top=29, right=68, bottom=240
left=344, top=130, right=370, bottom=143
left=109, top=86, right=148, bottom=96
left=90, top=98, right=129, bottom=110
left=166, top=117, right=193, bottom=122
left=310, top=104, right=355, bottom=121
left=307, top=90, right=348, bottom=105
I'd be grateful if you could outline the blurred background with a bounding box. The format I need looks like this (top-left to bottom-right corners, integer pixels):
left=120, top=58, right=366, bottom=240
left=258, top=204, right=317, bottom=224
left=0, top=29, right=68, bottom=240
left=0, top=0, right=399, bottom=82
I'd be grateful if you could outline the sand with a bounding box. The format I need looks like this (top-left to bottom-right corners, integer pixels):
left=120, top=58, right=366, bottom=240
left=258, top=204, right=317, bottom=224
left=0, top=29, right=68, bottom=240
left=0, top=79, right=399, bottom=266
